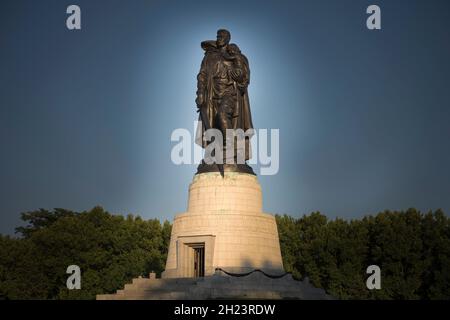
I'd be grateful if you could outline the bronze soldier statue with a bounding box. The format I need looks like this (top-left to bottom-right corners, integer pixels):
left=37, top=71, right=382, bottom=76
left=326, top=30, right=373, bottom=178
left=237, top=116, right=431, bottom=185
left=195, top=29, right=255, bottom=175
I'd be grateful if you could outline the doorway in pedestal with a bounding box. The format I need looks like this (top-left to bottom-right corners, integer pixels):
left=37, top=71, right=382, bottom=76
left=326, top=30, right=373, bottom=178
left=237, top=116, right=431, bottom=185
left=175, top=235, right=215, bottom=278
left=193, top=245, right=205, bottom=277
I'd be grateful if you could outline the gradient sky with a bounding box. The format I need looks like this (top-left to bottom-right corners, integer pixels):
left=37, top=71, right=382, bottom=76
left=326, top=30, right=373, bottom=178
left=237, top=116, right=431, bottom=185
left=1, top=0, right=449, bottom=235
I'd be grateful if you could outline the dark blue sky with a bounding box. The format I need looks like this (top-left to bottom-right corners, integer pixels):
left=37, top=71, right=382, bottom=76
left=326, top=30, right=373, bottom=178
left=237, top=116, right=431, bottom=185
left=1, top=0, right=449, bottom=235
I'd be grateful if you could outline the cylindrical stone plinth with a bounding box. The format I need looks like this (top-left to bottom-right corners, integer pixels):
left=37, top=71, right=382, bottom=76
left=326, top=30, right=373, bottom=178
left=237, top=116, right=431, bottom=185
left=162, top=172, right=284, bottom=278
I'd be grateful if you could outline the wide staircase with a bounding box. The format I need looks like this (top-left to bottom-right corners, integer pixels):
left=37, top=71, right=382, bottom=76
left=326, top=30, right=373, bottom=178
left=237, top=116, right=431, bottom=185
left=96, top=270, right=333, bottom=300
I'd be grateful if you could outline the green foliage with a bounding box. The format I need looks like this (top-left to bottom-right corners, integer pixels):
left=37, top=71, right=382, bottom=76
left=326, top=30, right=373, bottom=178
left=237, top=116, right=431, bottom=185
left=0, top=207, right=170, bottom=300
left=0, top=206, right=448, bottom=299
left=276, top=208, right=450, bottom=300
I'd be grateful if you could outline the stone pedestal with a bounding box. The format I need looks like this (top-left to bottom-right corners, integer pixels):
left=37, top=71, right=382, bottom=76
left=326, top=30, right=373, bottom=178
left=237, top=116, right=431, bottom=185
left=96, top=171, right=334, bottom=300
left=162, top=172, right=284, bottom=278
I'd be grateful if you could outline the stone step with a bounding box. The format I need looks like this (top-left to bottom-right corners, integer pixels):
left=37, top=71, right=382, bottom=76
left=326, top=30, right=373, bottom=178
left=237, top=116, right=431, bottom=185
left=124, top=281, right=198, bottom=291
left=131, top=277, right=197, bottom=283
left=114, top=290, right=190, bottom=300
left=96, top=275, right=334, bottom=300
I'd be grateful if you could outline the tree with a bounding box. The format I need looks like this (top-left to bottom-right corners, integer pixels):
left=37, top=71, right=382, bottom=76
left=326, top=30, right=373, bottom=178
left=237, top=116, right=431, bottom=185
left=0, top=207, right=170, bottom=299
left=420, top=209, right=450, bottom=299
left=275, top=209, right=450, bottom=300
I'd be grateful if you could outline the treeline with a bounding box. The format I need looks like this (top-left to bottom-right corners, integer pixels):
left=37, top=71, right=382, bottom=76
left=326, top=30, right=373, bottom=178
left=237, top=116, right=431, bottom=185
left=276, top=209, right=450, bottom=299
left=0, top=207, right=449, bottom=299
left=0, top=207, right=171, bottom=299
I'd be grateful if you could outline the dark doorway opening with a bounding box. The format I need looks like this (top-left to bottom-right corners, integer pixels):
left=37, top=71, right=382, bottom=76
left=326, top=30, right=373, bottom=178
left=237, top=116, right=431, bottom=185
left=193, top=245, right=205, bottom=277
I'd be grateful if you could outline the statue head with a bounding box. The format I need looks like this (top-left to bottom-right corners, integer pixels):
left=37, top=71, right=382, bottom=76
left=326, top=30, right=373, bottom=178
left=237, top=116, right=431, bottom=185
left=216, top=29, right=231, bottom=48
